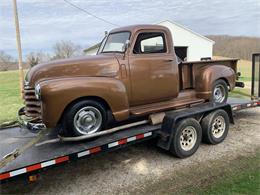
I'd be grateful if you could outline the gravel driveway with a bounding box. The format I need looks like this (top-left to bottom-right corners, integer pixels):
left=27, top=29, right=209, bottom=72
left=1, top=108, right=260, bottom=194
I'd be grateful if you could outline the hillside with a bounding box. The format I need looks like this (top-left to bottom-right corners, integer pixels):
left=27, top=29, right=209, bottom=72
left=207, top=35, right=260, bottom=60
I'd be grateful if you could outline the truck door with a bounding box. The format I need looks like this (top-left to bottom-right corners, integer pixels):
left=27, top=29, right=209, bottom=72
left=128, top=31, right=179, bottom=105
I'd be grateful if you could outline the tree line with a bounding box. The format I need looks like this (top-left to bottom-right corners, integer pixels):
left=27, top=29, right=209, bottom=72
left=207, top=35, right=260, bottom=61
left=0, top=40, right=83, bottom=71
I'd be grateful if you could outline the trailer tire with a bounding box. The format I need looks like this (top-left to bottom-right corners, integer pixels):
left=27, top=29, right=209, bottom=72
left=201, top=109, right=229, bottom=144
left=169, top=118, right=202, bottom=158
left=62, top=100, right=107, bottom=136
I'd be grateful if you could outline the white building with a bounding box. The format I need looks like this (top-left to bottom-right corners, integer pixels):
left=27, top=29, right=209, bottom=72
left=84, top=20, right=215, bottom=61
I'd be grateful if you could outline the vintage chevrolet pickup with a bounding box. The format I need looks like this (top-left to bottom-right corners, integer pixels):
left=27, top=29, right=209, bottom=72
left=20, top=24, right=240, bottom=136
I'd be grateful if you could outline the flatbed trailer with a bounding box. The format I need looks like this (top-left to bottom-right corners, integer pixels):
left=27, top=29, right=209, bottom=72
left=0, top=98, right=259, bottom=184
left=1, top=53, right=259, bottom=184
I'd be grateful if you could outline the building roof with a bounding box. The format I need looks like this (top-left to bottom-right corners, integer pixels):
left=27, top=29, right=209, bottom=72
left=157, top=20, right=215, bottom=43
left=83, top=42, right=101, bottom=53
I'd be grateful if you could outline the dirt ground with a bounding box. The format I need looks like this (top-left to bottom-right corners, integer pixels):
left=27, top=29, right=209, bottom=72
left=1, top=108, right=260, bottom=194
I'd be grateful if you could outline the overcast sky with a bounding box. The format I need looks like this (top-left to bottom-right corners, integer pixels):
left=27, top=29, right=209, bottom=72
left=0, top=0, right=259, bottom=58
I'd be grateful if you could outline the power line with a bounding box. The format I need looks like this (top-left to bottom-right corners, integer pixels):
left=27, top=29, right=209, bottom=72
left=63, top=0, right=119, bottom=27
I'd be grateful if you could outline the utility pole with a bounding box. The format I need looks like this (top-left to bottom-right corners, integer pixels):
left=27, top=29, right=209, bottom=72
left=12, top=0, right=24, bottom=97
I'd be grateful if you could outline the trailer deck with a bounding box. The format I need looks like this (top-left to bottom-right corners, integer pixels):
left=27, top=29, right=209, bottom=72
left=0, top=123, right=160, bottom=183
left=0, top=97, right=259, bottom=183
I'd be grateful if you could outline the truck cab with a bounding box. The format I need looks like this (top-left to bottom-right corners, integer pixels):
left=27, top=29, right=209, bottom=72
left=99, top=25, right=179, bottom=105
left=20, top=24, right=238, bottom=136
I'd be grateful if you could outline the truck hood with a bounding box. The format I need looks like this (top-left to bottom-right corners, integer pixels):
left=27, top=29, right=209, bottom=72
left=26, top=54, right=120, bottom=86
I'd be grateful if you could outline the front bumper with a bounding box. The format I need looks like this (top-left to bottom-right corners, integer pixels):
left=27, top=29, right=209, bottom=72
left=18, top=107, right=46, bottom=133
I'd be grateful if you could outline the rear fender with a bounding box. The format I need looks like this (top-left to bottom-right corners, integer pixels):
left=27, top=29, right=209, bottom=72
left=39, top=77, right=129, bottom=128
left=195, top=65, right=235, bottom=99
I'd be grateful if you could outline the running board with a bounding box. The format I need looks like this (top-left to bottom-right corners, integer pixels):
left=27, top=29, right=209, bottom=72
left=130, top=98, right=205, bottom=116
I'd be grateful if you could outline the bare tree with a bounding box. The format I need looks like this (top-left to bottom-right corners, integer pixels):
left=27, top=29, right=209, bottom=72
left=52, top=40, right=82, bottom=59
left=0, top=50, right=15, bottom=71
left=26, top=52, right=50, bottom=67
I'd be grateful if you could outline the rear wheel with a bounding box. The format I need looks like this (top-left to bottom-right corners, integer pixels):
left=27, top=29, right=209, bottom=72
left=212, top=79, right=228, bottom=104
left=62, top=100, right=107, bottom=136
left=201, top=109, right=229, bottom=144
left=169, top=118, right=202, bottom=158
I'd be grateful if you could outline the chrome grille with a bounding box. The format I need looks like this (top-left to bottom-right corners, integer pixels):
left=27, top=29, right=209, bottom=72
left=23, top=86, right=41, bottom=118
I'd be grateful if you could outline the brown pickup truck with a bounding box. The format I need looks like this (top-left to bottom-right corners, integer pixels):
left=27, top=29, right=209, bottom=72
left=20, top=24, right=240, bottom=136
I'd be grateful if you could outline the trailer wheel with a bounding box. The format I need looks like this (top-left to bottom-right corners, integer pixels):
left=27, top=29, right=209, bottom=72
left=62, top=100, right=107, bottom=136
left=169, top=118, right=202, bottom=158
left=201, top=109, right=229, bottom=144
left=212, top=79, right=228, bottom=103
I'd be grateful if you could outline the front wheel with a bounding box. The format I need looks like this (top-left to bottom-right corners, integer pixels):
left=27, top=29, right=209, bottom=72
left=62, top=100, right=107, bottom=136
left=212, top=79, right=228, bottom=104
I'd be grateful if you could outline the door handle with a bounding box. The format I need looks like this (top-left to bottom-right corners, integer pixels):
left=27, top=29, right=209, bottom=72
left=164, top=59, right=173, bottom=62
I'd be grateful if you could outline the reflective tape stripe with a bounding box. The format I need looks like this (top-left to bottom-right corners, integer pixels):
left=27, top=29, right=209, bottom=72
left=118, top=139, right=127, bottom=145
left=41, top=160, right=55, bottom=168
left=136, top=134, right=144, bottom=139
left=89, top=147, right=101, bottom=154
left=55, top=156, right=69, bottom=164
left=0, top=173, right=10, bottom=180
left=77, top=150, right=90, bottom=158
left=144, top=132, right=152, bottom=137
left=127, top=136, right=136, bottom=142
left=26, top=164, right=41, bottom=172
left=108, top=141, right=119, bottom=148
left=10, top=168, right=26, bottom=177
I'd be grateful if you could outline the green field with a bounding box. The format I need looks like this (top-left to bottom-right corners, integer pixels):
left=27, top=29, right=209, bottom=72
left=0, top=70, right=23, bottom=124
left=236, top=59, right=252, bottom=82
left=181, top=152, right=260, bottom=195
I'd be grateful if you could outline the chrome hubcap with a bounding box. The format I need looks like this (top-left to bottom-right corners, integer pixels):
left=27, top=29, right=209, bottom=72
left=73, top=106, right=102, bottom=135
left=211, top=116, right=225, bottom=138
left=180, top=126, right=197, bottom=151
left=213, top=85, right=225, bottom=103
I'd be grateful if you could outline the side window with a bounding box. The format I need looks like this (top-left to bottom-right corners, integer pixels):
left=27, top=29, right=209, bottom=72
left=133, top=32, right=166, bottom=54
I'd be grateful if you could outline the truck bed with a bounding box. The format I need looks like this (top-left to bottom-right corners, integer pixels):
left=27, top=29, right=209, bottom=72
left=179, top=58, right=238, bottom=90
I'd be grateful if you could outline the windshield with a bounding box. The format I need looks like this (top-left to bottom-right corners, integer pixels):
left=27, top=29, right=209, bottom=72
left=101, top=32, right=130, bottom=53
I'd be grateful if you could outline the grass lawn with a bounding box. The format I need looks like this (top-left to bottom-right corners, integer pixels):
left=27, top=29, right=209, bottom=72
left=136, top=151, right=260, bottom=195
left=182, top=152, right=260, bottom=195
left=0, top=70, right=23, bottom=124
left=236, top=59, right=252, bottom=82
left=229, top=88, right=251, bottom=99
left=229, top=59, right=252, bottom=98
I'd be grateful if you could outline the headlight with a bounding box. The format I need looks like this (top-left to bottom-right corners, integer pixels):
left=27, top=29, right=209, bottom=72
left=35, top=84, right=41, bottom=100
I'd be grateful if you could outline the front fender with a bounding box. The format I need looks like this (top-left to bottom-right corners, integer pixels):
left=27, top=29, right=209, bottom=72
left=38, top=77, right=129, bottom=128
left=195, top=65, right=236, bottom=99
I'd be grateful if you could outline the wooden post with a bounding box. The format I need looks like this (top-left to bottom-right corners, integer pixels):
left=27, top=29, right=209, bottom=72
left=12, top=0, right=24, bottom=97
